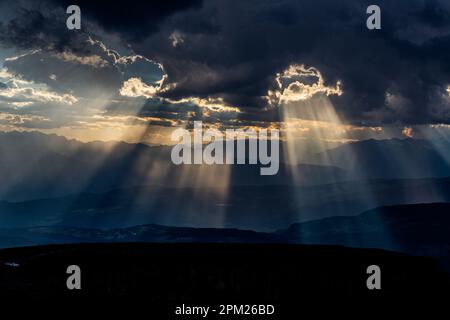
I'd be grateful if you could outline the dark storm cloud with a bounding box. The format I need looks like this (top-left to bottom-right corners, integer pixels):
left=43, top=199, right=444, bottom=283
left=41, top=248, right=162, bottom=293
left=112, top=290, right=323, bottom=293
left=0, top=8, right=88, bottom=53
left=48, top=0, right=203, bottom=41
left=106, top=97, right=201, bottom=119
left=2, top=0, right=450, bottom=126
left=0, top=0, right=202, bottom=52
left=130, top=0, right=450, bottom=125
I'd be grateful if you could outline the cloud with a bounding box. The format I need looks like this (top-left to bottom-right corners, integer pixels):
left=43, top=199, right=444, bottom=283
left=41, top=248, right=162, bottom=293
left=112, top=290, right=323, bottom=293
left=402, top=126, right=414, bottom=138
left=48, top=0, right=203, bottom=40
left=91, top=0, right=450, bottom=126
left=1, top=0, right=450, bottom=137
left=0, top=8, right=89, bottom=53
left=169, top=31, right=185, bottom=47
left=0, top=30, right=167, bottom=133
left=3, top=37, right=165, bottom=99
left=0, top=113, right=54, bottom=129
left=165, top=96, right=241, bottom=113
left=119, top=77, right=160, bottom=98
left=266, top=64, right=342, bottom=107
left=55, top=51, right=108, bottom=68
left=0, top=68, right=77, bottom=105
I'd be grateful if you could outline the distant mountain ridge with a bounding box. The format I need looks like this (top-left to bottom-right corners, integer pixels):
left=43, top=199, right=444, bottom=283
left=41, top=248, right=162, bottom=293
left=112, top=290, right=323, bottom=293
left=280, top=202, right=450, bottom=270
left=308, top=138, right=450, bottom=179
left=0, top=202, right=449, bottom=270
left=1, top=177, right=450, bottom=230
left=1, top=131, right=450, bottom=202
left=1, top=131, right=449, bottom=233
left=0, top=131, right=345, bottom=201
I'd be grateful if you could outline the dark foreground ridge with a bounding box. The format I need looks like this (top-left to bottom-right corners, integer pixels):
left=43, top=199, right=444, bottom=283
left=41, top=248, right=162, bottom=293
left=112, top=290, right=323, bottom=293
left=1, top=202, right=449, bottom=273
left=0, top=243, right=448, bottom=305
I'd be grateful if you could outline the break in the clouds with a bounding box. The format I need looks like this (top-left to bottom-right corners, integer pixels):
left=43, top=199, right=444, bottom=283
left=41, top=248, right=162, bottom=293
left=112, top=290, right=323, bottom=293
left=0, top=3, right=168, bottom=138
left=0, top=0, right=450, bottom=143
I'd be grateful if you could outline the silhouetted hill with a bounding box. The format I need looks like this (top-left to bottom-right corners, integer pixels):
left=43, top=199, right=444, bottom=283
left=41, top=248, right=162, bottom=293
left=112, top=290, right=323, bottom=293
left=280, top=203, right=450, bottom=270
left=0, top=224, right=282, bottom=248
left=1, top=202, right=449, bottom=271
left=0, top=243, right=448, bottom=305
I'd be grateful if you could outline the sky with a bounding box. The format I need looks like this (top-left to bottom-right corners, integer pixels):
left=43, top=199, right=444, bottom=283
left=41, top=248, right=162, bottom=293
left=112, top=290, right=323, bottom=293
left=0, top=0, right=450, bottom=145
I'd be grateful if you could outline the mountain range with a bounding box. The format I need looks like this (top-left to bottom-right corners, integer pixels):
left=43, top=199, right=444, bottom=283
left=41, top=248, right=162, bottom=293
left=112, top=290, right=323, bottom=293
left=307, top=137, right=450, bottom=179
left=0, top=202, right=448, bottom=271
left=0, top=131, right=449, bottom=264
left=1, top=131, right=450, bottom=202
left=0, top=131, right=345, bottom=201
left=0, top=177, right=449, bottom=230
